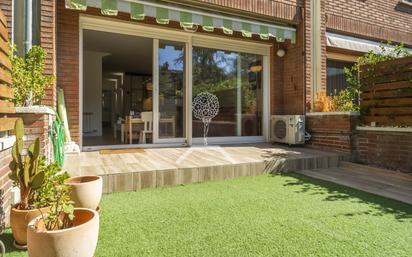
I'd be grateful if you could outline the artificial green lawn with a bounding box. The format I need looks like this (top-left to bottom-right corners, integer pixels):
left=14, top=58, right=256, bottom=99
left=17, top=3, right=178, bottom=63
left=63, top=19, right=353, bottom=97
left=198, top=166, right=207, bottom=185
left=3, top=173, right=412, bottom=257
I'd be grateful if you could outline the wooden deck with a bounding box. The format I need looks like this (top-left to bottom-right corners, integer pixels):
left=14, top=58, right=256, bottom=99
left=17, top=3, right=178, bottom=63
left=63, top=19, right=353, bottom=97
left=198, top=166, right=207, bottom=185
left=298, top=162, right=412, bottom=204
left=64, top=144, right=348, bottom=193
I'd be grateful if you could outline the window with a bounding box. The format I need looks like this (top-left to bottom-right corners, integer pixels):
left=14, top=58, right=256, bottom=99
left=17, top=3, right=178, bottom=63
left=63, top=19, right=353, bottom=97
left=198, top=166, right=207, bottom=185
left=12, top=0, right=41, bottom=55
left=192, top=47, right=263, bottom=137
left=13, top=0, right=25, bottom=56
left=400, top=0, right=412, bottom=6
left=326, top=60, right=355, bottom=96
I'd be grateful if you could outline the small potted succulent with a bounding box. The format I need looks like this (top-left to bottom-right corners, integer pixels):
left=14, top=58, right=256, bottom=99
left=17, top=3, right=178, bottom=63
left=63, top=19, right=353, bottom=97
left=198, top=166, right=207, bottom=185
left=9, top=119, right=49, bottom=249
left=27, top=174, right=99, bottom=257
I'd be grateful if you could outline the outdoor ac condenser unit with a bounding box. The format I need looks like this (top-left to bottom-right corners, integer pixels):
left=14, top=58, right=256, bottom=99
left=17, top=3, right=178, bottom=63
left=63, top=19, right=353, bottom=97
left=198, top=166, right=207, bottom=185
left=270, top=115, right=305, bottom=145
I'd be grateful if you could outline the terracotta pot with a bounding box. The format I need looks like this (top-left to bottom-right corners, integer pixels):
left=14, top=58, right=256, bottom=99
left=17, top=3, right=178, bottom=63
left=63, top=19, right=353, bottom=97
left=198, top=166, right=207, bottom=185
left=27, top=208, right=99, bottom=257
left=10, top=206, right=49, bottom=248
left=65, top=175, right=102, bottom=210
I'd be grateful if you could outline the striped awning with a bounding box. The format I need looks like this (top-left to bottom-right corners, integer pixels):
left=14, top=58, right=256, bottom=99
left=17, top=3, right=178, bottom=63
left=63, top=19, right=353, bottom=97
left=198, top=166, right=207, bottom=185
left=65, top=0, right=296, bottom=43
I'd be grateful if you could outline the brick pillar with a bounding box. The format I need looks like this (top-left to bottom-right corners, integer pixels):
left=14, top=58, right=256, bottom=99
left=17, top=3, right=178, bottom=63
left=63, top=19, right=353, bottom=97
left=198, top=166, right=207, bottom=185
left=305, top=0, right=327, bottom=111
left=41, top=0, right=57, bottom=107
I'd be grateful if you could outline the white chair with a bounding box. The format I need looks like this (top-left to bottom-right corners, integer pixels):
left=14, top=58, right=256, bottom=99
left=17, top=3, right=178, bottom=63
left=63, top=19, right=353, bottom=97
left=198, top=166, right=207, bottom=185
left=139, top=112, right=153, bottom=144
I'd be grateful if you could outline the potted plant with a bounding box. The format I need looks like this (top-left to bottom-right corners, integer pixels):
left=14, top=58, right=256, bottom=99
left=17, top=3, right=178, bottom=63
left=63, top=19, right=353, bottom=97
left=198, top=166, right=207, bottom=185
left=9, top=119, right=48, bottom=249
left=64, top=175, right=103, bottom=211
left=27, top=174, right=99, bottom=257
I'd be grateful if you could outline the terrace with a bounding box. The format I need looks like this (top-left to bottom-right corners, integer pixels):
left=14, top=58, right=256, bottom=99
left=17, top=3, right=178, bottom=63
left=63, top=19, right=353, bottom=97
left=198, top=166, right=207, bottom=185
left=63, top=144, right=348, bottom=193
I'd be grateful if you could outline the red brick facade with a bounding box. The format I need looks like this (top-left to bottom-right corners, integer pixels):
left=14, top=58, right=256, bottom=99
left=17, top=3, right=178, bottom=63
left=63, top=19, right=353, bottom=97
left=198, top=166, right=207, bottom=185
left=0, top=0, right=411, bottom=164
left=55, top=1, right=307, bottom=143
left=325, top=0, right=412, bottom=45
left=0, top=148, right=12, bottom=227
left=1, top=0, right=409, bottom=144
left=40, top=0, right=57, bottom=106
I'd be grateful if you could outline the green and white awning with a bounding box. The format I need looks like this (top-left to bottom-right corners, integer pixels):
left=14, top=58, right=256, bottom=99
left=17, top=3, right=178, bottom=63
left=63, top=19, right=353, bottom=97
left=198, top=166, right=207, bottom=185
left=65, top=0, right=296, bottom=43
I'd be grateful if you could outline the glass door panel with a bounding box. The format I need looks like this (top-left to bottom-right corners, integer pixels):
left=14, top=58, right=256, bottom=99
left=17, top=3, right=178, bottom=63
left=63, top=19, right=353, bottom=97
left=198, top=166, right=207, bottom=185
left=192, top=46, right=263, bottom=138
left=157, top=40, right=186, bottom=141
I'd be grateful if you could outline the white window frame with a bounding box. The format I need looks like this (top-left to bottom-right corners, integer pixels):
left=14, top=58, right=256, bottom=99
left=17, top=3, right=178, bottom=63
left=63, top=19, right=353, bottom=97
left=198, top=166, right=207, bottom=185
left=79, top=15, right=271, bottom=150
left=400, top=0, right=412, bottom=7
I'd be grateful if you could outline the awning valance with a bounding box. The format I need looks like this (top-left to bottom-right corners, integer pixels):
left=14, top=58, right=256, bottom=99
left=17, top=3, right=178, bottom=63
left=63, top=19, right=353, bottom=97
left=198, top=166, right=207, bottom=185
left=326, top=32, right=412, bottom=54
left=65, top=0, right=296, bottom=43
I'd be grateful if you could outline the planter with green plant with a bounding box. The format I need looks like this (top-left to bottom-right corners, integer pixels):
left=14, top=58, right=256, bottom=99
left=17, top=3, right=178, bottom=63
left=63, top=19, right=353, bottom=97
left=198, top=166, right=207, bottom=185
left=9, top=119, right=49, bottom=249
left=8, top=119, right=69, bottom=249
left=27, top=173, right=99, bottom=257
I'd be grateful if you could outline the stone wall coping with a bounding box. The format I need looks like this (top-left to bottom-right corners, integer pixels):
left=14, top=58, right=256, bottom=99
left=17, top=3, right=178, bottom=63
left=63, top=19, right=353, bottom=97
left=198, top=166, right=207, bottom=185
left=357, top=126, right=412, bottom=133
left=306, top=111, right=360, bottom=116
left=15, top=105, right=56, bottom=116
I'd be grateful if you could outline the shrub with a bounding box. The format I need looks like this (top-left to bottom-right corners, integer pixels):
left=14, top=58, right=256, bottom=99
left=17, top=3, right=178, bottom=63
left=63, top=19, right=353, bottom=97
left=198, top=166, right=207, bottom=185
left=10, top=45, right=55, bottom=106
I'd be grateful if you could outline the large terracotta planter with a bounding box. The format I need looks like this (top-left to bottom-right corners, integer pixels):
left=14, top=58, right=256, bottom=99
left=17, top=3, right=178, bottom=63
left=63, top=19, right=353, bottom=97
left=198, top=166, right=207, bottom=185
left=65, top=175, right=102, bottom=210
left=10, top=206, right=49, bottom=248
left=27, top=208, right=99, bottom=257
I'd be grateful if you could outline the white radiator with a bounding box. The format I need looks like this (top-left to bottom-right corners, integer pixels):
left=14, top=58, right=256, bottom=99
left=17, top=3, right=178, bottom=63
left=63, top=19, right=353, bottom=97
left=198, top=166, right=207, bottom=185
left=83, top=112, right=94, bottom=134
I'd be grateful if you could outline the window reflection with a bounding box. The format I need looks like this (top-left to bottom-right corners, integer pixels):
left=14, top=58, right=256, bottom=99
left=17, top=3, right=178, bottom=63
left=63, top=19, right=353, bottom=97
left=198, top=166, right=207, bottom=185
left=158, top=41, right=185, bottom=139
left=192, top=47, right=263, bottom=137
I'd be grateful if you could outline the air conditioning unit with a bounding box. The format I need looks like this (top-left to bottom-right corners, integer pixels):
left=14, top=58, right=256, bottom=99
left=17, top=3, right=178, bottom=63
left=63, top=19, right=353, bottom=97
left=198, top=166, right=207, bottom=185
left=270, top=115, right=305, bottom=145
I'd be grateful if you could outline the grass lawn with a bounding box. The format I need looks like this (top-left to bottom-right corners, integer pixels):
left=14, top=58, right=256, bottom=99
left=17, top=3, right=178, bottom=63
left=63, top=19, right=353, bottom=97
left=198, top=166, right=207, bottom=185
left=2, top=173, right=412, bottom=257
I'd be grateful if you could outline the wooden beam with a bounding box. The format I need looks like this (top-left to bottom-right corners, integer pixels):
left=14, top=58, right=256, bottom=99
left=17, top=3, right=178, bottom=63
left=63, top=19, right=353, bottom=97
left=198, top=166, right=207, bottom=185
left=0, top=23, right=8, bottom=42
left=370, top=107, right=412, bottom=116
left=0, top=68, right=11, bottom=85
left=361, top=81, right=412, bottom=93
left=0, top=117, right=19, bottom=132
left=361, top=89, right=412, bottom=100
left=0, top=100, right=14, bottom=113
left=362, top=115, right=412, bottom=126
left=362, top=97, right=412, bottom=107
left=0, top=49, right=11, bottom=72
left=0, top=11, right=7, bottom=29
left=0, top=37, right=9, bottom=56
left=0, top=84, right=13, bottom=99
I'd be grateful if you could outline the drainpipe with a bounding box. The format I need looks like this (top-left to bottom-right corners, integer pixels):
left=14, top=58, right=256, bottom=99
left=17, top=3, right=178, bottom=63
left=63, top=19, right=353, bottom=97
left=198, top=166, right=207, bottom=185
left=310, top=0, right=322, bottom=107
left=24, top=0, right=33, bottom=53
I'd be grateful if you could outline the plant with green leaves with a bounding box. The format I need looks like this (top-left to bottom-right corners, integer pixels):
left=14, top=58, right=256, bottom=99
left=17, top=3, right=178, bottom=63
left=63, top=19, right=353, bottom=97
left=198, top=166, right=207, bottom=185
left=36, top=163, right=74, bottom=231
left=10, top=45, right=55, bottom=106
left=8, top=119, right=45, bottom=210
left=342, top=42, right=411, bottom=111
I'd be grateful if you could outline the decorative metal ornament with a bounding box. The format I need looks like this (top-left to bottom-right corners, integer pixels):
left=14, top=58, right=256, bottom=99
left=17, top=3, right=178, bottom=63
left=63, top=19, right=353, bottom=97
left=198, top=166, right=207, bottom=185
left=192, top=92, right=220, bottom=145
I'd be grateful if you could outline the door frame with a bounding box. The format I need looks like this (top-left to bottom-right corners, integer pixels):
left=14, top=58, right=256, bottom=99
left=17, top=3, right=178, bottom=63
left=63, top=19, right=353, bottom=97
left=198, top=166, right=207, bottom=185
left=79, top=15, right=272, bottom=150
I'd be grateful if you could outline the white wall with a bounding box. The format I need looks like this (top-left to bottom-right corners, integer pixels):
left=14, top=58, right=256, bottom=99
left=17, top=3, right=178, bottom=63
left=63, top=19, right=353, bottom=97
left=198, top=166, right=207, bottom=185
left=83, top=51, right=107, bottom=136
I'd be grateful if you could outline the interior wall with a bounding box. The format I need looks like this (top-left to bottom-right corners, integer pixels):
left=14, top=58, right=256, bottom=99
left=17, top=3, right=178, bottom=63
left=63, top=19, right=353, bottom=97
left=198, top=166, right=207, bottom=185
left=83, top=50, right=106, bottom=136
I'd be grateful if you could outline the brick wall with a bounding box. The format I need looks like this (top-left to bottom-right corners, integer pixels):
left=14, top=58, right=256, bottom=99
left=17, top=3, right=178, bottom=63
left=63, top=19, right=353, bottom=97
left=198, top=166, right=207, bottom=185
left=282, top=22, right=305, bottom=114
left=356, top=129, right=412, bottom=174
left=306, top=113, right=359, bottom=154
left=325, top=0, right=412, bottom=45
left=57, top=2, right=303, bottom=143
left=0, top=148, right=12, bottom=228
left=186, top=0, right=303, bottom=23
left=56, top=3, right=80, bottom=143
left=10, top=112, right=54, bottom=161
left=41, top=0, right=57, bottom=107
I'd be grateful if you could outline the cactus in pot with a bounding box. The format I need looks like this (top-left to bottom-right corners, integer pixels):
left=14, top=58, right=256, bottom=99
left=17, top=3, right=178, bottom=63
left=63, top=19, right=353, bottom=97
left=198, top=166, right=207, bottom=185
left=8, top=119, right=50, bottom=248
left=9, top=119, right=44, bottom=210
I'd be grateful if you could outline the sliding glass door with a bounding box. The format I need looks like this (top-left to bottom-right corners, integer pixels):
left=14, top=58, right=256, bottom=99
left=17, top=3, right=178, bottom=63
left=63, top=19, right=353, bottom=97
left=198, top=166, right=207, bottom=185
left=154, top=40, right=187, bottom=143
left=191, top=46, right=264, bottom=140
